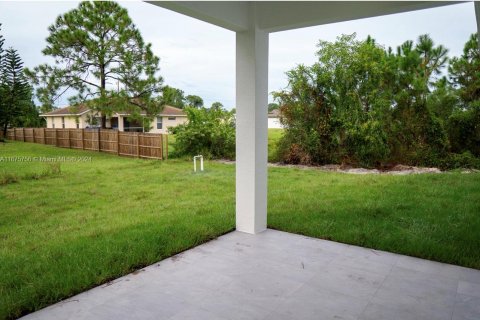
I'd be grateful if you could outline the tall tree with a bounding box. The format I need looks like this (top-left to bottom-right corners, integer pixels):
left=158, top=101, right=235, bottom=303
left=25, top=1, right=164, bottom=127
left=0, top=24, right=5, bottom=132
left=449, top=33, right=480, bottom=106
left=161, top=85, right=185, bottom=108
left=185, top=94, right=204, bottom=108
left=210, top=101, right=224, bottom=111
left=0, top=48, right=34, bottom=136
left=447, top=33, right=480, bottom=157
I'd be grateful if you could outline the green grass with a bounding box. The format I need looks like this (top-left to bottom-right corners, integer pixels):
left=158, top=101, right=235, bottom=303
left=0, top=142, right=235, bottom=319
left=1, top=140, right=480, bottom=319
left=268, top=128, right=283, bottom=162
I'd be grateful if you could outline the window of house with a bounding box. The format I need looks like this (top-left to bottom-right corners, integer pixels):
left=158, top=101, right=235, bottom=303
left=76, top=122, right=79, bottom=129
left=168, top=117, right=176, bottom=121
left=61, top=117, right=65, bottom=128
left=157, top=117, right=163, bottom=129
left=52, top=121, right=55, bottom=129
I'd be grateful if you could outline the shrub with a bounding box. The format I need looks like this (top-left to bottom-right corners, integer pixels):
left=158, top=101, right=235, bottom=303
left=172, top=107, right=235, bottom=159
left=447, top=104, right=480, bottom=157
left=439, top=152, right=480, bottom=170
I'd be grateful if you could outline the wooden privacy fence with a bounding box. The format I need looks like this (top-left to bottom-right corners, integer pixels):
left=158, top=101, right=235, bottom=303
left=6, top=128, right=168, bottom=160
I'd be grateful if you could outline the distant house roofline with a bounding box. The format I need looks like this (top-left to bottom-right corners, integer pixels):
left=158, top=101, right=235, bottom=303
left=268, top=109, right=281, bottom=118
left=40, top=105, right=186, bottom=117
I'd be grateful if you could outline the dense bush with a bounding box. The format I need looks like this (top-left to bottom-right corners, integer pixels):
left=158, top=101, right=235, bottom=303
left=274, top=33, right=480, bottom=169
left=171, top=107, right=235, bottom=159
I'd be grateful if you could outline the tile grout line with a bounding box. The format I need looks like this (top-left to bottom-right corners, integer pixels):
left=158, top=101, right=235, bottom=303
left=357, top=256, right=397, bottom=318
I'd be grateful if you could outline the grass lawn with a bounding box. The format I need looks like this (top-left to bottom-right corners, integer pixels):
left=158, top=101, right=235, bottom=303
left=1, top=140, right=480, bottom=318
left=268, top=128, right=283, bottom=162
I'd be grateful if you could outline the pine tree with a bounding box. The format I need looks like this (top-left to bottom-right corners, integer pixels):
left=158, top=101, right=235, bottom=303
left=0, top=48, right=32, bottom=135
left=0, top=24, right=6, bottom=132
left=25, top=1, right=164, bottom=128
left=0, top=48, right=33, bottom=136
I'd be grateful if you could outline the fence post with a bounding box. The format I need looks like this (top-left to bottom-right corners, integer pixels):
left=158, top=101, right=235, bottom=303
left=68, top=129, right=71, bottom=148
left=165, top=134, right=168, bottom=160
left=81, top=129, right=85, bottom=150
left=160, top=134, right=163, bottom=160
left=43, top=128, right=46, bottom=144
left=116, top=131, right=120, bottom=155
left=55, top=129, right=58, bottom=147
left=98, top=128, right=101, bottom=151
left=137, top=133, right=140, bottom=158
left=13, top=128, right=16, bottom=141
left=136, top=133, right=140, bottom=158
left=22, top=128, right=25, bottom=142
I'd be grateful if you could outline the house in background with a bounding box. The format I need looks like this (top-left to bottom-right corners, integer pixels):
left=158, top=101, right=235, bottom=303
left=40, top=105, right=187, bottom=134
left=268, top=109, right=283, bottom=129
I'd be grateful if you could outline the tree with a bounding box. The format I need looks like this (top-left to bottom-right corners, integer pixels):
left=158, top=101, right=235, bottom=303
left=0, top=48, right=35, bottom=136
left=161, top=85, right=185, bottom=108
left=185, top=94, right=203, bottom=108
left=172, top=107, right=235, bottom=159
left=268, top=102, right=279, bottom=112
left=25, top=1, right=164, bottom=128
left=449, top=33, right=480, bottom=106
left=273, top=34, right=392, bottom=166
left=0, top=24, right=5, bottom=136
left=388, top=35, right=449, bottom=163
left=447, top=33, right=480, bottom=157
left=210, top=101, right=224, bottom=111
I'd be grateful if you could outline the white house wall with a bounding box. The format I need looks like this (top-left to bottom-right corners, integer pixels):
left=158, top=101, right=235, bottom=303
left=268, top=117, right=283, bottom=129
left=149, top=116, right=188, bottom=134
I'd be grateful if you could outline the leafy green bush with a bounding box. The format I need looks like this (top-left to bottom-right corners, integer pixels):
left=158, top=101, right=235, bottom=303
left=439, top=152, right=480, bottom=170
left=447, top=104, right=480, bottom=157
left=272, top=33, right=480, bottom=169
left=171, top=107, right=235, bottom=159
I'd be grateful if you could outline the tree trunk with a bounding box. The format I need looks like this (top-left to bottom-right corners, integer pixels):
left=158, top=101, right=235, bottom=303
left=100, top=64, right=107, bottom=129
left=2, top=123, right=8, bottom=140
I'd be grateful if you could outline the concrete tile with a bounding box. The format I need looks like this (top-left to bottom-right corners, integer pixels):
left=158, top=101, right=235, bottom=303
left=343, top=244, right=400, bottom=266
left=452, top=294, right=480, bottom=320
left=381, top=266, right=458, bottom=308
left=195, top=290, right=278, bottom=320
left=396, top=255, right=464, bottom=280
left=272, top=283, right=370, bottom=320
left=89, top=289, right=190, bottom=320
left=459, top=267, right=480, bottom=285
left=330, top=253, right=394, bottom=277
left=167, top=305, right=229, bottom=320
left=219, top=269, right=304, bottom=299
left=369, top=286, right=453, bottom=320
left=308, top=263, right=386, bottom=299
left=458, top=281, right=480, bottom=298
left=360, top=301, right=451, bottom=320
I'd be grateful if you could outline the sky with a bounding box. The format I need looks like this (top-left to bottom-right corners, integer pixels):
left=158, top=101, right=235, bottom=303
left=0, top=1, right=477, bottom=110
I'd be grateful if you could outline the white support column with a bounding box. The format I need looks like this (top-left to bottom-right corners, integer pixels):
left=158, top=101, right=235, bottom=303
left=475, top=2, right=480, bottom=49
left=235, top=11, right=269, bottom=234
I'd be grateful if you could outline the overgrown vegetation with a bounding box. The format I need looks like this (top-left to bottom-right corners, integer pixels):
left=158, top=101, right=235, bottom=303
left=0, top=162, right=61, bottom=185
left=171, top=107, right=235, bottom=159
left=1, top=142, right=479, bottom=319
left=274, top=33, right=480, bottom=168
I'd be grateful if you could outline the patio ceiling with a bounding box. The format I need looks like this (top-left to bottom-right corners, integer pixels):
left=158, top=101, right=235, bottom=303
left=150, top=1, right=460, bottom=33
left=150, top=1, right=478, bottom=234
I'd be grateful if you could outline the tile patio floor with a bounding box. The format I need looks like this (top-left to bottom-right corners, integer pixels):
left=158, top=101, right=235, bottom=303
left=21, top=229, right=480, bottom=320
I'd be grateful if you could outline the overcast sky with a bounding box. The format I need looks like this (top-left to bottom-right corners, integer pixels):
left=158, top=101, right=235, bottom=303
left=0, top=1, right=476, bottom=109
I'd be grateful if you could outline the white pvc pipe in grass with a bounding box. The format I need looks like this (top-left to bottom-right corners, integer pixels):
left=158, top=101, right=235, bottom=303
left=193, top=155, right=203, bottom=172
